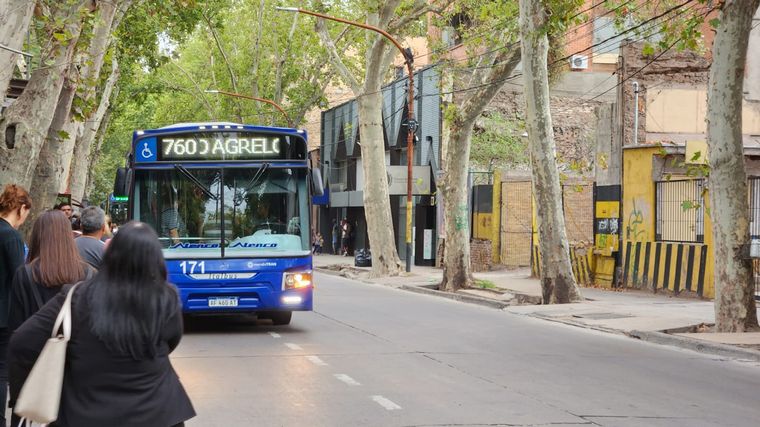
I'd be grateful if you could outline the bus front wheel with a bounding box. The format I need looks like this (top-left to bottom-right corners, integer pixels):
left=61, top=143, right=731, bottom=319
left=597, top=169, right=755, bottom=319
left=267, top=311, right=292, bottom=325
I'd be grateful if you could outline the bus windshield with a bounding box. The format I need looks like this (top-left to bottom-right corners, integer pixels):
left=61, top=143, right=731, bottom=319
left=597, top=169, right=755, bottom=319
left=133, top=167, right=310, bottom=258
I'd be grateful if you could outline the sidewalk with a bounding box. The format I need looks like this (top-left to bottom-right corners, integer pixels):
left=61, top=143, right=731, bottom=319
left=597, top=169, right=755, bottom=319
left=312, top=253, right=760, bottom=361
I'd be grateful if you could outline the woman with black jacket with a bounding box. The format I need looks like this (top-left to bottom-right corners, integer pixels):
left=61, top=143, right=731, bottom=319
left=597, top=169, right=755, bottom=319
left=8, top=221, right=195, bottom=427
left=9, top=210, right=94, bottom=332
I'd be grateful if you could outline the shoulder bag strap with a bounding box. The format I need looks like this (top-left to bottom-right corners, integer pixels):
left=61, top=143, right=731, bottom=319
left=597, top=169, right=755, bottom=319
left=51, top=283, right=80, bottom=340
left=24, top=266, right=45, bottom=311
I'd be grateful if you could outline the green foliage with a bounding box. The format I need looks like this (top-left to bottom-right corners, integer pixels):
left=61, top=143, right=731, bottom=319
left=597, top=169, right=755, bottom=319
left=474, top=279, right=497, bottom=290
left=681, top=200, right=701, bottom=211
left=605, top=0, right=712, bottom=54
left=91, top=0, right=343, bottom=203
left=470, top=113, right=528, bottom=169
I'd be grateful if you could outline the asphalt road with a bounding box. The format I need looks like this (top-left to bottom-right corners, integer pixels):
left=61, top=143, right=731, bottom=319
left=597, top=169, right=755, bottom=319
left=173, top=273, right=760, bottom=427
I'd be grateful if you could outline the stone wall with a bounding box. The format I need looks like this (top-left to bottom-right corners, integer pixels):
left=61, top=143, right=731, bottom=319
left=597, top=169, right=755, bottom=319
left=470, top=238, right=492, bottom=272
left=486, top=89, right=602, bottom=173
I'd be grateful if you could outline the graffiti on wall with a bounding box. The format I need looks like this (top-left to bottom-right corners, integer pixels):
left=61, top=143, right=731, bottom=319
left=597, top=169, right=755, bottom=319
left=626, top=199, right=648, bottom=241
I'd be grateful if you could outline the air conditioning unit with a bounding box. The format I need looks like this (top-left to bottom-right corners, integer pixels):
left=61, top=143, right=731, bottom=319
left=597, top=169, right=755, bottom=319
left=570, top=54, right=589, bottom=70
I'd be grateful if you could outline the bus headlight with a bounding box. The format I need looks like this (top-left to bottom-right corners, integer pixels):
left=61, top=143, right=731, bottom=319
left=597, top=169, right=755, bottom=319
left=283, top=271, right=312, bottom=290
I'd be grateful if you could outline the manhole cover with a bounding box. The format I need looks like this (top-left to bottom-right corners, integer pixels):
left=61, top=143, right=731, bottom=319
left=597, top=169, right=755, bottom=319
left=572, top=312, right=633, bottom=320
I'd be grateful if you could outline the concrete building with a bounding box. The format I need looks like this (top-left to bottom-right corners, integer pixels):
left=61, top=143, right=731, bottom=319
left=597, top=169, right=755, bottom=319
left=316, top=66, right=442, bottom=265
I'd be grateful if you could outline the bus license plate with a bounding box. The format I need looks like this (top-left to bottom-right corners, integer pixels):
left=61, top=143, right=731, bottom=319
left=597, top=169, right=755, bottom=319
left=208, top=297, right=238, bottom=307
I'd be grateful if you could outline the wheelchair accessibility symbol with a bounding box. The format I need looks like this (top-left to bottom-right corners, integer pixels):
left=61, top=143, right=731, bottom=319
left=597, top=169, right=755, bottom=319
left=141, top=143, right=154, bottom=159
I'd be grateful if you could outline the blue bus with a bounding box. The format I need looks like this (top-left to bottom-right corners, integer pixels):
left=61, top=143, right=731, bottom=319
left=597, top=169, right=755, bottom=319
left=113, top=122, right=323, bottom=325
left=105, top=193, right=129, bottom=225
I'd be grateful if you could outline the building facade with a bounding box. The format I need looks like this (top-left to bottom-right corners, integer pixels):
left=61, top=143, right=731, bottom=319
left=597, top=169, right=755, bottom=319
left=317, top=65, right=442, bottom=265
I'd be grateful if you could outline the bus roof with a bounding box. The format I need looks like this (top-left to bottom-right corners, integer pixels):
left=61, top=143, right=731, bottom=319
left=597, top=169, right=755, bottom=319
left=134, top=122, right=306, bottom=138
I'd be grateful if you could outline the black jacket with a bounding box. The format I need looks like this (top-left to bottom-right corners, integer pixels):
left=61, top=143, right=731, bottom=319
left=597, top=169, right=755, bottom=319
left=8, top=263, right=94, bottom=332
left=0, top=218, right=25, bottom=328
left=8, top=282, right=195, bottom=427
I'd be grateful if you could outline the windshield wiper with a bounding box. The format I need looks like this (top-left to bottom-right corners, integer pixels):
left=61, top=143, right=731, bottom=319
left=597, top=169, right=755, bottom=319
left=244, top=162, right=270, bottom=193
left=174, top=164, right=218, bottom=200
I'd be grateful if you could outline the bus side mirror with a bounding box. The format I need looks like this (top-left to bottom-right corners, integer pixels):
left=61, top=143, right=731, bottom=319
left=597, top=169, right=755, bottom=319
left=311, top=168, right=324, bottom=197
left=114, top=168, right=129, bottom=197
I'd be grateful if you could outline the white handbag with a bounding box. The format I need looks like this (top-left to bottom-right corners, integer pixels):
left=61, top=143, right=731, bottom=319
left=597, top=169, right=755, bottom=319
left=14, top=283, right=80, bottom=425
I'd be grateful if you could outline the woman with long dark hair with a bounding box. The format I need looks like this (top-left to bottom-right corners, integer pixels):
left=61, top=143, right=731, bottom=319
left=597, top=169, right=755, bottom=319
left=8, top=222, right=195, bottom=427
left=0, top=184, right=32, bottom=427
left=9, top=210, right=94, bottom=331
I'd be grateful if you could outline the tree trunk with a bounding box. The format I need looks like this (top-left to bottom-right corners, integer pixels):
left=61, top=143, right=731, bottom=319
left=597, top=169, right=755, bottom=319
left=313, top=0, right=424, bottom=276
left=0, top=0, right=35, bottom=98
left=438, top=45, right=521, bottom=292
left=520, top=0, right=582, bottom=304
left=27, top=65, right=80, bottom=232
left=69, top=58, right=119, bottom=202
left=0, top=0, right=89, bottom=189
left=63, top=0, right=124, bottom=200
left=440, top=121, right=474, bottom=290
left=707, top=0, right=760, bottom=332
left=357, top=92, right=404, bottom=276
left=84, top=106, right=113, bottom=198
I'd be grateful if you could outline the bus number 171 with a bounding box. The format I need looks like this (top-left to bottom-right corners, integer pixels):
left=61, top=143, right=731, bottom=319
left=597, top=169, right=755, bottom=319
left=180, top=261, right=206, bottom=275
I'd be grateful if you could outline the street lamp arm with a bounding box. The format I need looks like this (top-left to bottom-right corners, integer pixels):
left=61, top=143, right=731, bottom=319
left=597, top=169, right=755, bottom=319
left=205, top=89, right=294, bottom=128
left=277, top=6, right=417, bottom=272
left=275, top=7, right=413, bottom=66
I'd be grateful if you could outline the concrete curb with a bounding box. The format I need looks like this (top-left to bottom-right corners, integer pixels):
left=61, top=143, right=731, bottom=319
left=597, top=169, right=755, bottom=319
left=316, top=266, right=541, bottom=309
left=400, top=285, right=511, bottom=310
left=629, top=330, right=760, bottom=362
left=315, top=267, right=376, bottom=285
left=514, top=312, right=624, bottom=336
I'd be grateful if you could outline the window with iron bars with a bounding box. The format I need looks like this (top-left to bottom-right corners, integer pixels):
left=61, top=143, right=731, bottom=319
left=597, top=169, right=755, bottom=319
left=749, top=178, right=760, bottom=240
left=746, top=178, right=760, bottom=299
left=655, top=179, right=705, bottom=243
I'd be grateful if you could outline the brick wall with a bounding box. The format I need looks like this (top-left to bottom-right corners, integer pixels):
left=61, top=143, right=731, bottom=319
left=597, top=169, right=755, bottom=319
left=488, top=90, right=600, bottom=172
left=470, top=238, right=492, bottom=272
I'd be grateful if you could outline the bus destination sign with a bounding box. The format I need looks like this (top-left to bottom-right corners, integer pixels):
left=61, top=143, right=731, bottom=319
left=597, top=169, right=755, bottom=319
left=157, top=134, right=282, bottom=161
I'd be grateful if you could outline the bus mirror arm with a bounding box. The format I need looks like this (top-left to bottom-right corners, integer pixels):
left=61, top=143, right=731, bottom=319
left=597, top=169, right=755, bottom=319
left=114, top=168, right=129, bottom=197
left=311, top=168, right=324, bottom=197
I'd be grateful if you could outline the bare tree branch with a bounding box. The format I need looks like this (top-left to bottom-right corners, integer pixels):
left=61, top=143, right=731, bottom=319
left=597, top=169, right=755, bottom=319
left=316, top=18, right=362, bottom=94
left=250, top=0, right=265, bottom=101
left=387, top=0, right=437, bottom=33
left=167, top=61, right=216, bottom=117
left=378, top=0, right=401, bottom=29
left=460, top=47, right=521, bottom=121
left=274, top=11, right=300, bottom=106
left=202, top=10, right=243, bottom=121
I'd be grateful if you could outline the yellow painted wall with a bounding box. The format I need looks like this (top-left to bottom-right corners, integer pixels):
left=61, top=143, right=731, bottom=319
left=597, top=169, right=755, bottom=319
left=621, top=147, right=715, bottom=298
left=623, top=148, right=657, bottom=244
left=646, top=88, right=760, bottom=134
left=472, top=213, right=492, bottom=240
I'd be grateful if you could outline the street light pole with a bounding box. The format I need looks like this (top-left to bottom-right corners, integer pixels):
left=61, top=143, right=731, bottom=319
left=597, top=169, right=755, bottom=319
left=276, top=6, right=416, bottom=272
left=204, top=89, right=294, bottom=128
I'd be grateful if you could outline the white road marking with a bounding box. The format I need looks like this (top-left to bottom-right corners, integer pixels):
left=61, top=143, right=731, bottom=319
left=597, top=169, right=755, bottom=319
left=371, top=395, right=402, bottom=411
left=268, top=332, right=281, bottom=338
left=285, top=343, right=302, bottom=350
left=306, top=355, right=328, bottom=366
left=334, top=374, right=361, bottom=386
